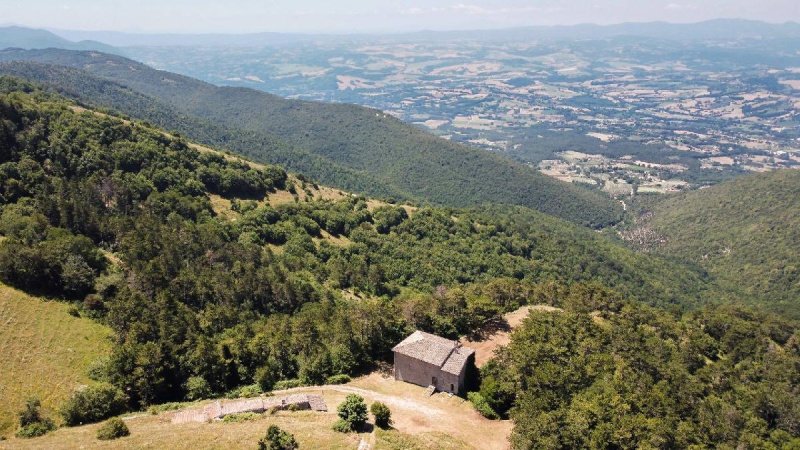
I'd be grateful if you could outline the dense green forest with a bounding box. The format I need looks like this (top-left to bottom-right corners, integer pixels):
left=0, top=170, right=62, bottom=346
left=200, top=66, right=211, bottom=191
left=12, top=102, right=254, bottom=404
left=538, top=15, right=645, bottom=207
left=624, top=169, right=800, bottom=318
left=478, top=296, right=800, bottom=449
left=0, top=49, right=622, bottom=227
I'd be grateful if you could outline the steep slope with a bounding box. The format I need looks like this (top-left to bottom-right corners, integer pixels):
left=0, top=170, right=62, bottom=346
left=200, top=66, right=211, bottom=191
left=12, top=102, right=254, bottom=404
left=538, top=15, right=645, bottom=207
left=626, top=169, right=800, bottom=317
left=0, top=283, right=112, bottom=437
left=0, top=48, right=622, bottom=227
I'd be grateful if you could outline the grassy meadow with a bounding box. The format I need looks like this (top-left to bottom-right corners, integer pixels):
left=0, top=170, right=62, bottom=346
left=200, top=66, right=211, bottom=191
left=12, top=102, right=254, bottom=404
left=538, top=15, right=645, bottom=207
left=0, top=283, right=112, bottom=437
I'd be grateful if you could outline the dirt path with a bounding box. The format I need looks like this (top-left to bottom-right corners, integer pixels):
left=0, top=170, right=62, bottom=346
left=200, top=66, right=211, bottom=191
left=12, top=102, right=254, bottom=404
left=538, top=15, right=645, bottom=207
left=162, top=373, right=511, bottom=450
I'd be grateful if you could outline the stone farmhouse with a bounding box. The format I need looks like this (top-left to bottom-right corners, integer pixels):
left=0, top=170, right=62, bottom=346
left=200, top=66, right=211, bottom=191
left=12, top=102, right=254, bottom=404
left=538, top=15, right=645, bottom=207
left=392, top=330, right=476, bottom=395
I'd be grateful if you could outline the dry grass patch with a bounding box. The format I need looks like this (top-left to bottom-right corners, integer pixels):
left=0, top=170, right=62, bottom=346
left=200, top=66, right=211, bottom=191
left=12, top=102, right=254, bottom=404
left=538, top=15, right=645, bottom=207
left=1, top=375, right=511, bottom=449
left=0, top=283, right=112, bottom=437
left=0, top=410, right=358, bottom=450
left=316, top=230, right=352, bottom=247
left=267, top=190, right=298, bottom=207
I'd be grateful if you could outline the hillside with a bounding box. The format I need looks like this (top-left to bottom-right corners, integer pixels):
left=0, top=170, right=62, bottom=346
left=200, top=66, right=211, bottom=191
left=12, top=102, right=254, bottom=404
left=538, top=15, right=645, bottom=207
left=0, top=283, right=112, bottom=437
left=0, top=48, right=622, bottom=227
left=0, top=27, right=115, bottom=53
left=478, top=297, right=800, bottom=448
left=0, top=76, right=711, bottom=415
left=624, top=169, right=800, bottom=317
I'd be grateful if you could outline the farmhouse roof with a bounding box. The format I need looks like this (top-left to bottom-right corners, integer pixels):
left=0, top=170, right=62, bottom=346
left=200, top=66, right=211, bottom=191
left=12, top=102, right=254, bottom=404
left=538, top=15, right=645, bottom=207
left=392, top=330, right=475, bottom=375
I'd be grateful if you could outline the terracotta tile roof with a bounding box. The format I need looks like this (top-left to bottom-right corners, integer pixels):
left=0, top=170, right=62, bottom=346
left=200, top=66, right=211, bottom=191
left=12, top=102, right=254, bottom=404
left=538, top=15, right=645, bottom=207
left=392, top=330, right=475, bottom=375
left=441, top=346, right=476, bottom=375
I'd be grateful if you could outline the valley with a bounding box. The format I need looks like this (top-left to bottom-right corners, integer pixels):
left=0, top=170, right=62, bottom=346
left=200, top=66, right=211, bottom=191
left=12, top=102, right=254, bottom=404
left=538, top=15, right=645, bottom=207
left=121, top=24, right=800, bottom=197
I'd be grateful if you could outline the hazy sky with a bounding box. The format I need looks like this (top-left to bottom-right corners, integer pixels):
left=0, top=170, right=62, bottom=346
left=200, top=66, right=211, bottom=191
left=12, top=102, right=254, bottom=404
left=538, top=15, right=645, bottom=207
left=2, top=0, right=799, bottom=33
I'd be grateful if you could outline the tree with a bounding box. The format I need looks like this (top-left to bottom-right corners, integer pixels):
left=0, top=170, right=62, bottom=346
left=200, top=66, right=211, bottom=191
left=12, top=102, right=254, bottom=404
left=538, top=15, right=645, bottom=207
left=333, top=394, right=368, bottom=432
left=370, top=402, right=392, bottom=429
left=257, top=425, right=298, bottom=450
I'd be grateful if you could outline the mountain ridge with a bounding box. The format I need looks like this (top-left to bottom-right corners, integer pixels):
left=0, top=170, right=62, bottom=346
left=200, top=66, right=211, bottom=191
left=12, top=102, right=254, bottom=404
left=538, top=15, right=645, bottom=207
left=0, top=48, right=622, bottom=227
left=42, top=19, right=800, bottom=47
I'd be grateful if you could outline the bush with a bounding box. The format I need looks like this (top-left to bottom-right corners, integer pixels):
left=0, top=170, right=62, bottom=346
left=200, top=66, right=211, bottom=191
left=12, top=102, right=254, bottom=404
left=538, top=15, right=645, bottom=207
left=225, top=384, right=262, bottom=399
left=332, top=419, right=352, bottom=433
left=370, top=401, right=392, bottom=429
left=333, top=394, right=368, bottom=432
left=467, top=392, right=499, bottom=420
left=325, top=374, right=352, bottom=385
left=221, top=412, right=261, bottom=423
left=16, top=421, right=56, bottom=439
left=147, top=402, right=186, bottom=415
left=258, top=425, right=298, bottom=450
left=67, top=305, right=81, bottom=317
left=184, top=376, right=212, bottom=401
left=15, top=398, right=55, bottom=438
left=273, top=379, right=303, bottom=390
left=61, top=384, right=128, bottom=426
left=86, top=357, right=110, bottom=382
left=96, top=417, right=130, bottom=440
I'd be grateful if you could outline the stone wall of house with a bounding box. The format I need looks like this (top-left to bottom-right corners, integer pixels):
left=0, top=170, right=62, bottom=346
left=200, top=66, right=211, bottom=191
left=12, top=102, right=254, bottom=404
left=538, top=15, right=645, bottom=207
left=393, top=352, right=461, bottom=393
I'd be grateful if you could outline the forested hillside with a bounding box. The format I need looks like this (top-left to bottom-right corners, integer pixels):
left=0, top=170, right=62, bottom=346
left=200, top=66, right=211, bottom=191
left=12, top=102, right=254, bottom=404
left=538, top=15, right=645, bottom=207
left=478, top=298, right=800, bottom=449
left=0, top=79, right=704, bottom=418
left=624, top=169, right=800, bottom=318
left=0, top=49, right=622, bottom=227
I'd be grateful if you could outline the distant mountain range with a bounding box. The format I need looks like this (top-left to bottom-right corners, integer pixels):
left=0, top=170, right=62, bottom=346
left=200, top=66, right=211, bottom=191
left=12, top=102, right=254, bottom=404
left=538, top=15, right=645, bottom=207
left=0, top=19, right=797, bottom=50
left=0, top=26, right=118, bottom=53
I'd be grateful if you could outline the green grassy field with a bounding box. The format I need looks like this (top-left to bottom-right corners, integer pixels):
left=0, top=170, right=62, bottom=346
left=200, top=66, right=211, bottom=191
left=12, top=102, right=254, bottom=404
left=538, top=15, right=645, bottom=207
left=0, top=283, right=112, bottom=437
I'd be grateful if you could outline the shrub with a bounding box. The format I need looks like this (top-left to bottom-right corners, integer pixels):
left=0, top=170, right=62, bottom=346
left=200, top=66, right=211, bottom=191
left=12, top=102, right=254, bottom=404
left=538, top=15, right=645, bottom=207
left=86, top=357, right=110, bottom=382
left=232, top=384, right=263, bottom=399
left=333, top=394, right=368, bottom=432
left=225, top=384, right=257, bottom=399
left=221, top=412, right=261, bottom=423
left=16, top=398, right=55, bottom=438
left=96, top=417, right=130, bottom=440
left=147, top=402, right=186, bottom=415
left=325, top=374, right=352, bottom=385
left=467, top=392, right=499, bottom=420
left=61, top=384, right=128, bottom=426
left=67, top=305, right=81, bottom=317
left=184, top=376, right=212, bottom=401
left=258, top=425, right=298, bottom=450
left=332, top=419, right=352, bottom=433
left=273, top=379, right=303, bottom=390
left=16, top=421, right=56, bottom=439
left=370, top=402, right=392, bottom=429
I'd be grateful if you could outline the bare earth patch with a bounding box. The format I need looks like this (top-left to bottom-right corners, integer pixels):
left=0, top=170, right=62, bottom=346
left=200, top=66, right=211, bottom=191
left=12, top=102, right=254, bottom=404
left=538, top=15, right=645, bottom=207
left=462, top=305, right=562, bottom=367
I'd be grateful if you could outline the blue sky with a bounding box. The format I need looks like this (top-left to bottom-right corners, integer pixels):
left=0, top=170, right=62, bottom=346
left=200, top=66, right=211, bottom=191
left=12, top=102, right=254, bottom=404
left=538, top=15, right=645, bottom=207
left=2, top=0, right=799, bottom=33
